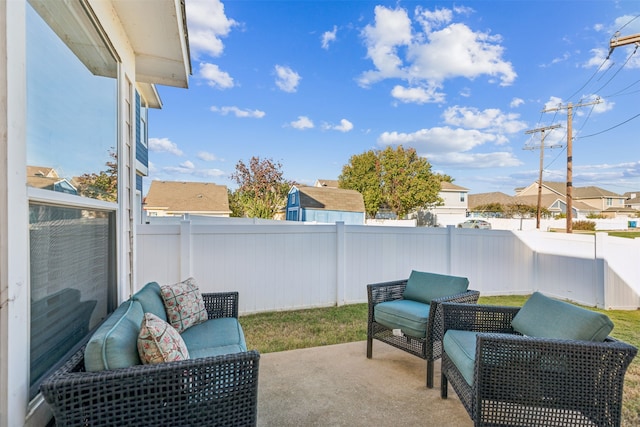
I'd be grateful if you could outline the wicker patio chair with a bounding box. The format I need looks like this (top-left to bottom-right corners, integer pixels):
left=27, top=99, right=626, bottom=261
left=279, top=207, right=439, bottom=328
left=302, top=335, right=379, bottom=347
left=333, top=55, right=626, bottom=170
left=366, top=271, right=480, bottom=388
left=440, top=300, right=637, bottom=427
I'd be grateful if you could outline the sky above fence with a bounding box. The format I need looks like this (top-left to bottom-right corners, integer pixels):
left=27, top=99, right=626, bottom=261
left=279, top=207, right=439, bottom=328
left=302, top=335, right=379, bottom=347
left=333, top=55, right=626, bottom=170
left=148, top=0, right=640, bottom=197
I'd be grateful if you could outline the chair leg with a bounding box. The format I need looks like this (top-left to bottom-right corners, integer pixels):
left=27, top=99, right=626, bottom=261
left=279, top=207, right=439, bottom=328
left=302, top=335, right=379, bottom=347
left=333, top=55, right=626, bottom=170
left=426, top=360, right=434, bottom=388
left=441, top=372, right=448, bottom=398
left=366, top=336, right=372, bottom=358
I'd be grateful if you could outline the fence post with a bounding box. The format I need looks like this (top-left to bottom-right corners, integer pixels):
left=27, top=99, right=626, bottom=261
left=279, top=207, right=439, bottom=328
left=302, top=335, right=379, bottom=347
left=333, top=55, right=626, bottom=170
left=180, top=218, right=192, bottom=280
left=594, top=232, right=607, bottom=309
left=336, top=221, right=345, bottom=306
left=446, top=225, right=454, bottom=274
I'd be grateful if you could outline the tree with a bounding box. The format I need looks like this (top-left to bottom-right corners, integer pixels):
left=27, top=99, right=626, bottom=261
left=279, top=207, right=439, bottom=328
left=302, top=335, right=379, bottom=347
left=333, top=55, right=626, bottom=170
left=75, top=150, right=118, bottom=202
left=337, top=150, right=382, bottom=218
left=339, top=146, right=442, bottom=218
left=230, top=156, right=294, bottom=219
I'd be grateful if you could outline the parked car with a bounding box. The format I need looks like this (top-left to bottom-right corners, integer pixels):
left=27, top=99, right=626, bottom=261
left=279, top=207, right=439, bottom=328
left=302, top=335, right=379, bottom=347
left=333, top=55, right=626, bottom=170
left=458, top=219, right=491, bottom=229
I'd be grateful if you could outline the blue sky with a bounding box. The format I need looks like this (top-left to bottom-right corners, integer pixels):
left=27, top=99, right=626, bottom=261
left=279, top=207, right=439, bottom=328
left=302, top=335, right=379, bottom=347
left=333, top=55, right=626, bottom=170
left=147, top=0, right=640, bottom=197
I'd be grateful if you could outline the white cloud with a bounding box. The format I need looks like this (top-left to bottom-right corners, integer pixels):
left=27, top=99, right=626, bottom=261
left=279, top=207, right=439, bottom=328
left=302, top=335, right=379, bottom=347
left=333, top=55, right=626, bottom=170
left=324, top=119, right=354, bottom=132
left=197, top=151, right=218, bottom=161
left=378, top=127, right=500, bottom=153
left=358, top=5, right=516, bottom=100
left=321, top=26, right=337, bottom=49
left=290, top=116, right=314, bottom=130
left=211, top=106, right=266, bottom=118
left=199, top=63, right=234, bottom=89
left=442, top=106, right=527, bottom=134
left=428, top=151, right=522, bottom=168
left=358, top=6, right=413, bottom=86
left=510, top=98, right=524, bottom=108
left=391, top=85, right=445, bottom=104
left=275, top=65, right=301, bottom=92
left=149, top=138, right=183, bottom=156
left=186, top=0, right=237, bottom=59
left=583, top=47, right=609, bottom=68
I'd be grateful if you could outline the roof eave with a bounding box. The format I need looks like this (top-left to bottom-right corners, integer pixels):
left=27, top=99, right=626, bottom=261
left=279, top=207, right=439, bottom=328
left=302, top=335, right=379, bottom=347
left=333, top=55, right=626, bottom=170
left=112, top=0, right=192, bottom=89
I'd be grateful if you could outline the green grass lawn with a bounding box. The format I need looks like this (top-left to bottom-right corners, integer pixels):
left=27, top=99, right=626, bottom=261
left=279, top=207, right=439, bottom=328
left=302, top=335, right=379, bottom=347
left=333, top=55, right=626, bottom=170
left=241, top=295, right=640, bottom=426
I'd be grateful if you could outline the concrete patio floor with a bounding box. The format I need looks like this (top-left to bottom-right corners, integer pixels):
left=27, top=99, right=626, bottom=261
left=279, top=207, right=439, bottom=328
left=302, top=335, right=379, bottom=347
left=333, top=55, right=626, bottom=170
left=257, top=341, right=472, bottom=426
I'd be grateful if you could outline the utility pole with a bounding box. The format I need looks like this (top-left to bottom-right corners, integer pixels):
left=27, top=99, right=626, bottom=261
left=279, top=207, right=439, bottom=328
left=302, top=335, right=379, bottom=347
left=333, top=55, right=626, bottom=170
left=543, top=99, right=601, bottom=233
left=524, top=124, right=561, bottom=229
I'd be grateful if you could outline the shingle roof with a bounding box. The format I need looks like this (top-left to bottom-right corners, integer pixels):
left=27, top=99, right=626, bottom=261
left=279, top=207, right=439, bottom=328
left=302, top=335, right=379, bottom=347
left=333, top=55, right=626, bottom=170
left=440, top=181, right=468, bottom=191
left=144, top=181, right=230, bottom=214
left=297, top=186, right=365, bottom=212
left=468, top=192, right=516, bottom=209
left=315, top=179, right=339, bottom=188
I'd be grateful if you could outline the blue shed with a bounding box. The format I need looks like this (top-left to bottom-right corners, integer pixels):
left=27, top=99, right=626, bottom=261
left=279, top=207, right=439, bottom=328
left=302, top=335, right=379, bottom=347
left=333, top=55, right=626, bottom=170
left=286, top=185, right=365, bottom=224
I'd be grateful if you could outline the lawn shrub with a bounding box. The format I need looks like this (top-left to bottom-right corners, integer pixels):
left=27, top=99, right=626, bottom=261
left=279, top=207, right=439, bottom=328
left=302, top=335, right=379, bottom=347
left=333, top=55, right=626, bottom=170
left=573, top=220, right=596, bottom=231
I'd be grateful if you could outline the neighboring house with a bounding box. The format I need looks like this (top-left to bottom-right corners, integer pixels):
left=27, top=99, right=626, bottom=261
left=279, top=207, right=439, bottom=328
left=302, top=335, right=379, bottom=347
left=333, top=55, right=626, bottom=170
left=144, top=181, right=231, bottom=217
left=624, top=191, right=640, bottom=211
left=1, top=1, right=191, bottom=425
left=411, top=181, right=469, bottom=227
left=286, top=185, right=365, bottom=224
left=516, top=181, right=626, bottom=212
left=469, top=181, right=630, bottom=218
left=26, top=166, right=77, bottom=195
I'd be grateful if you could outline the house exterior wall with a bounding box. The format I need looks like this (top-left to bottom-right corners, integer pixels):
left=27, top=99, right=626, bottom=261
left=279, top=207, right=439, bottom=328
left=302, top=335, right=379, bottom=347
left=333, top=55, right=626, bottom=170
left=439, top=189, right=467, bottom=210
left=0, top=2, right=182, bottom=425
left=1, top=2, right=31, bottom=425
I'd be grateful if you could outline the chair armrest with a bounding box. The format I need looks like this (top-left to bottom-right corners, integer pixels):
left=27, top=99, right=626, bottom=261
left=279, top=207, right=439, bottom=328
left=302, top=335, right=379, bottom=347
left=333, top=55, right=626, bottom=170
left=202, top=291, right=239, bottom=319
left=41, top=346, right=260, bottom=426
left=429, top=290, right=480, bottom=343
left=442, top=302, right=520, bottom=335
left=473, top=333, right=637, bottom=419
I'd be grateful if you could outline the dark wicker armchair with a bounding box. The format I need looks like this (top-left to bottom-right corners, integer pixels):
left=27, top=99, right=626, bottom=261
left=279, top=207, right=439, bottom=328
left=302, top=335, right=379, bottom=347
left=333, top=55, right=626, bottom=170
left=40, top=292, right=260, bottom=427
left=366, top=276, right=480, bottom=388
left=440, top=302, right=638, bottom=427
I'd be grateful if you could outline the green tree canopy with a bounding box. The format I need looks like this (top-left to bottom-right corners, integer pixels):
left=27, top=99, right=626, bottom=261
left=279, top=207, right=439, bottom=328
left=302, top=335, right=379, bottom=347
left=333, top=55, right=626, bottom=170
left=230, top=156, right=294, bottom=219
left=339, top=146, right=442, bottom=218
left=75, top=150, right=118, bottom=202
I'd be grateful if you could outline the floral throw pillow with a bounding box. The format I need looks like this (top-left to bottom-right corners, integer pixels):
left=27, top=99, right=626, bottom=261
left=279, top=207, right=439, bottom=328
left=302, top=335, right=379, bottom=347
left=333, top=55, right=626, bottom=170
left=137, top=312, right=190, bottom=364
left=160, top=277, right=208, bottom=333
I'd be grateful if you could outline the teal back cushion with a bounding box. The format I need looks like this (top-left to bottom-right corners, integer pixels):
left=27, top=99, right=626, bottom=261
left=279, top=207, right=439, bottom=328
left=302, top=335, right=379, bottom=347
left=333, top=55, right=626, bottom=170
left=511, top=292, right=614, bottom=342
left=84, top=300, right=144, bottom=371
left=131, top=281, right=167, bottom=323
left=402, top=270, right=469, bottom=304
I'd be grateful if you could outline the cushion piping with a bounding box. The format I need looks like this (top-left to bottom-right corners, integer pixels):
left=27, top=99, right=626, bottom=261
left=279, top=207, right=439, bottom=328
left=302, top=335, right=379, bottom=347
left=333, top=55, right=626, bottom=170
left=101, top=301, right=136, bottom=370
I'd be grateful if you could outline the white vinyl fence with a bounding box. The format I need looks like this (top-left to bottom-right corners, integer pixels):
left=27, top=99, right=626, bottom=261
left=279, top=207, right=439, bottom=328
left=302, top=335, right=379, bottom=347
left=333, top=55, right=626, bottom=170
left=136, top=221, right=640, bottom=314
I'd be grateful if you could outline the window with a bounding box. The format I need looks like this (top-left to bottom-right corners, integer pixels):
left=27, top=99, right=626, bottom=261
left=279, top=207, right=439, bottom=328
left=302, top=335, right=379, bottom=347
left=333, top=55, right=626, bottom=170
left=29, top=203, right=116, bottom=398
left=459, top=192, right=465, bottom=202
left=291, top=193, right=296, bottom=204
left=26, top=2, right=118, bottom=399
left=26, top=2, right=117, bottom=202
left=606, top=198, right=612, bottom=206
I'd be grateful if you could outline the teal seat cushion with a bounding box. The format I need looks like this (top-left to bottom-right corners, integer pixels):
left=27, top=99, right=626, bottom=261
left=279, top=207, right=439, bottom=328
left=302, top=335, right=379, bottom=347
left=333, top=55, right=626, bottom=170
left=402, top=270, right=469, bottom=305
left=131, top=282, right=167, bottom=323
left=511, top=292, right=614, bottom=342
left=84, top=300, right=144, bottom=371
left=443, top=330, right=478, bottom=386
left=181, top=317, right=247, bottom=358
left=374, top=299, right=430, bottom=339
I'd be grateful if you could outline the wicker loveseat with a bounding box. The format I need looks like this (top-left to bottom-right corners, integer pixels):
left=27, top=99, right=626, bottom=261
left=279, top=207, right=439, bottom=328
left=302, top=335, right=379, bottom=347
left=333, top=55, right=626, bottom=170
left=440, top=292, right=638, bottom=427
left=40, top=281, right=260, bottom=427
left=367, top=270, right=480, bottom=388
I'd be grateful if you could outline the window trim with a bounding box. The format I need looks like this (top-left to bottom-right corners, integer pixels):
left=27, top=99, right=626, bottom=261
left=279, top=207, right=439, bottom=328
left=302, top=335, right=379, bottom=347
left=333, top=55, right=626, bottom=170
left=28, top=187, right=117, bottom=211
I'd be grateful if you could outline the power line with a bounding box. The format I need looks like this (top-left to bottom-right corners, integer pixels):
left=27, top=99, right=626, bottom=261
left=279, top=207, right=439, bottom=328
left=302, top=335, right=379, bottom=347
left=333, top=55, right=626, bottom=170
left=577, top=112, right=640, bottom=139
